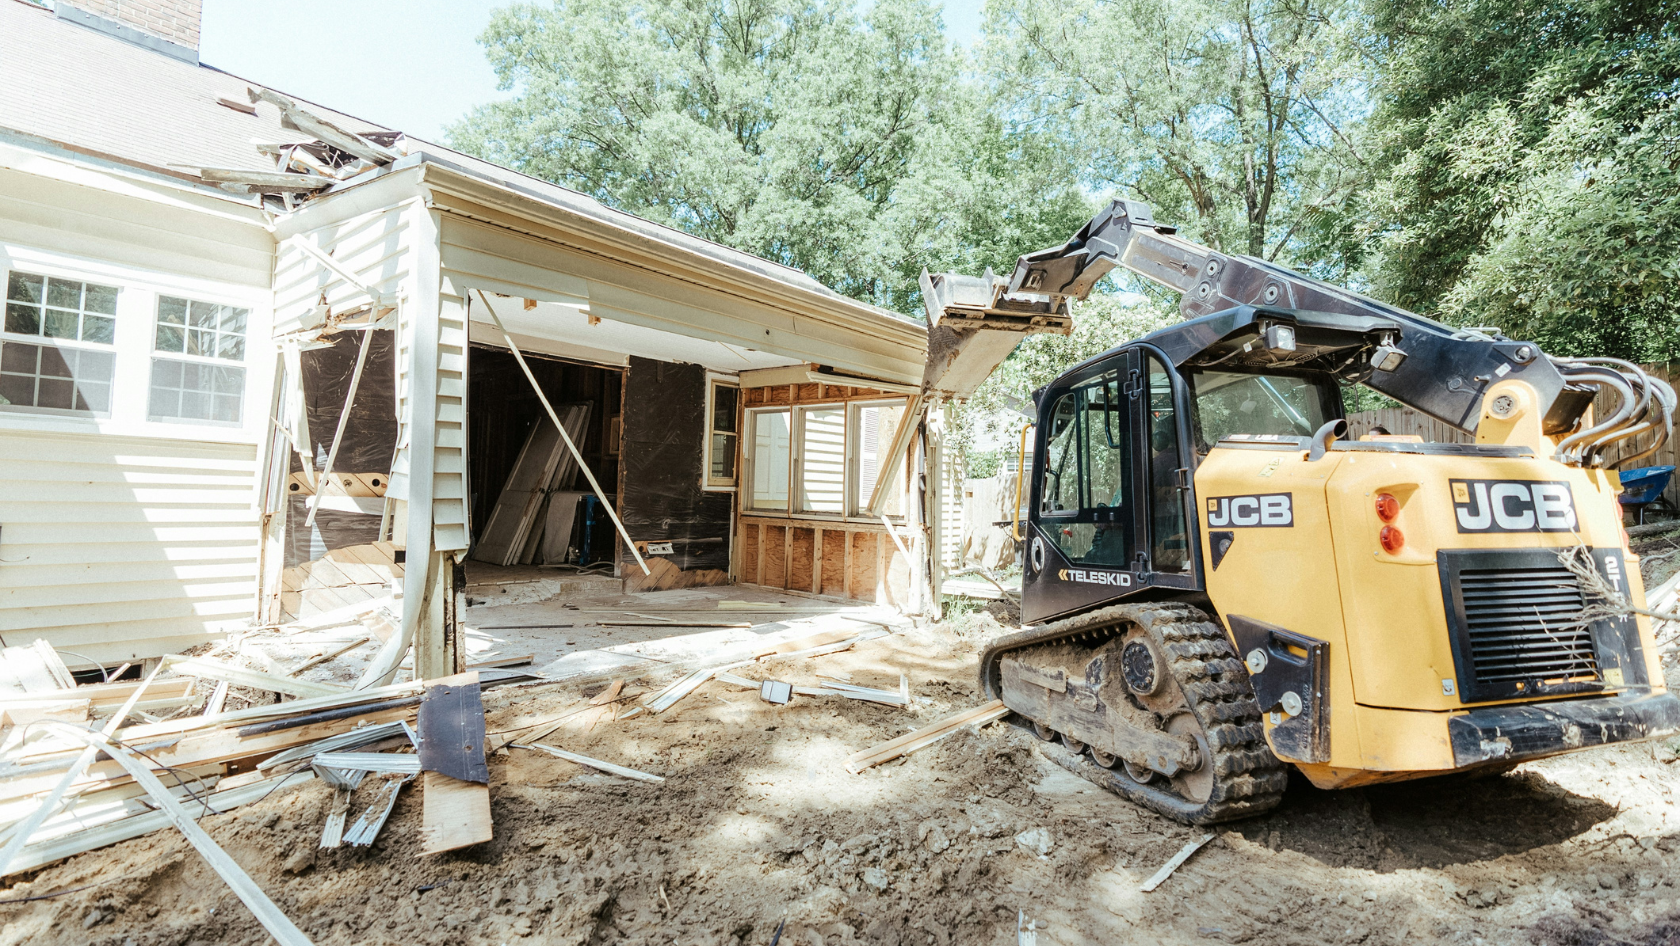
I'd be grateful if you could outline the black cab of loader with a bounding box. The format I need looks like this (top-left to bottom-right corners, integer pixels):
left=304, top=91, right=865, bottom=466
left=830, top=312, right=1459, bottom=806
left=1022, top=304, right=1392, bottom=625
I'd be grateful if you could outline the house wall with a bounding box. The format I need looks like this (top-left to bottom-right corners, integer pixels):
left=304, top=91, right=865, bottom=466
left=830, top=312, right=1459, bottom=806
left=0, top=153, right=274, bottom=664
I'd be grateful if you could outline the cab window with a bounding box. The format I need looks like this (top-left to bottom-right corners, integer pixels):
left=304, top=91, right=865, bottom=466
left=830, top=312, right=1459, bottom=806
left=1187, top=369, right=1340, bottom=453
left=1146, top=356, right=1189, bottom=572
left=1038, top=370, right=1131, bottom=567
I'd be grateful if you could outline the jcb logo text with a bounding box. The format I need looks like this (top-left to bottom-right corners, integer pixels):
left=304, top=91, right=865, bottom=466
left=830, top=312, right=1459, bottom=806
left=1206, top=493, right=1293, bottom=528
left=1451, top=480, right=1576, bottom=533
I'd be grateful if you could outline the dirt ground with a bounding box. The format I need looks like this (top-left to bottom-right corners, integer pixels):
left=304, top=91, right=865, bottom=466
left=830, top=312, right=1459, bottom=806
left=5, top=541, right=1680, bottom=946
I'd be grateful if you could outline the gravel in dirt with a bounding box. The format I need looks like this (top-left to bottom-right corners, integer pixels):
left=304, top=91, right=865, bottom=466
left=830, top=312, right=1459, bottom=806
left=4, top=597, right=1680, bottom=945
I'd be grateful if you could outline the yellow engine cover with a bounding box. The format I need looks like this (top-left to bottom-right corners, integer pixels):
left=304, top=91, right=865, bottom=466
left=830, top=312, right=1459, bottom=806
left=1196, top=440, right=1661, bottom=787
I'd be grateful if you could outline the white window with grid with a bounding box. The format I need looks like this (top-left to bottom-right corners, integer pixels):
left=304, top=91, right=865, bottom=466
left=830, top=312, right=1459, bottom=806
left=0, top=270, right=119, bottom=416
left=147, top=295, right=249, bottom=426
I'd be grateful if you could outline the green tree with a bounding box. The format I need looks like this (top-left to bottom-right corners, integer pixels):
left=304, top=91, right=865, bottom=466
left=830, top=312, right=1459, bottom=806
left=982, top=0, right=1371, bottom=262
left=448, top=0, right=1090, bottom=315
left=1347, top=0, right=1680, bottom=361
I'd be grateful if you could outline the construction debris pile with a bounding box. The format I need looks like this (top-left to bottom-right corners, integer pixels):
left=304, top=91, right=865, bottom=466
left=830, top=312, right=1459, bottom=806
left=0, top=593, right=1000, bottom=944
left=177, top=88, right=406, bottom=210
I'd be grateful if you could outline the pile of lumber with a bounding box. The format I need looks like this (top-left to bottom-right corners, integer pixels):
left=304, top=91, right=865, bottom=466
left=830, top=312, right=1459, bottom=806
left=0, top=625, right=519, bottom=946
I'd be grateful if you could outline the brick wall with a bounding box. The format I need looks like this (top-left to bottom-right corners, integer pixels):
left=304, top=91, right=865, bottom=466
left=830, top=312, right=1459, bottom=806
left=64, top=0, right=201, bottom=49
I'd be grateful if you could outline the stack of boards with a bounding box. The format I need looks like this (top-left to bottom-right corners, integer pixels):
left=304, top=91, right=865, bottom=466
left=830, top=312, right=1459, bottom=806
left=473, top=403, right=592, bottom=567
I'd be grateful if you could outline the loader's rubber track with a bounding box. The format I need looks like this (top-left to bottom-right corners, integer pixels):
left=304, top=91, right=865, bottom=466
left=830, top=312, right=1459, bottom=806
left=980, top=603, right=1288, bottom=825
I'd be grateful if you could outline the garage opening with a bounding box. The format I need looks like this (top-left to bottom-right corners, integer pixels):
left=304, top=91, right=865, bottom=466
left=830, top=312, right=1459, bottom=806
left=466, top=344, right=622, bottom=577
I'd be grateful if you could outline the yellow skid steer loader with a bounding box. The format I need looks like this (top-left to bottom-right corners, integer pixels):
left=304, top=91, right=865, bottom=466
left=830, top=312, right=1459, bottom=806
left=923, top=199, right=1679, bottom=824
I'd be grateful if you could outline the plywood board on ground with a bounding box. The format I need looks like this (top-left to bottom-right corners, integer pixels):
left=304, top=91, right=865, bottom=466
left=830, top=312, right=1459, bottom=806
left=419, top=770, right=492, bottom=855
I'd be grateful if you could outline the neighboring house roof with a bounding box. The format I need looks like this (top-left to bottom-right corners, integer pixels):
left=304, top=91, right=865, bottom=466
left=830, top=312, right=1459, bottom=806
left=0, top=0, right=918, bottom=328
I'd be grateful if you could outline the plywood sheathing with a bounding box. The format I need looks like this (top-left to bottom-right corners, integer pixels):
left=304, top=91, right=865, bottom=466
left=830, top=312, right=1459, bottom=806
left=821, top=530, right=848, bottom=597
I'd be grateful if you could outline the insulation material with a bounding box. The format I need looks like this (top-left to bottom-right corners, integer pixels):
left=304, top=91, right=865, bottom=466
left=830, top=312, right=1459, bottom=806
left=619, top=357, right=731, bottom=572
left=293, top=330, right=397, bottom=476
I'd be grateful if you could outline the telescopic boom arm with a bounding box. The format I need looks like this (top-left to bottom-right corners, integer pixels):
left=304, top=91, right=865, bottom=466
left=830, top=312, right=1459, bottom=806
left=983, top=198, right=1673, bottom=467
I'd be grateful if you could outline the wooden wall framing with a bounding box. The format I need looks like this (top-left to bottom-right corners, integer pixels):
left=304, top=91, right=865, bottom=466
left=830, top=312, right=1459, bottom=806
left=736, top=517, right=911, bottom=606
left=734, top=379, right=915, bottom=606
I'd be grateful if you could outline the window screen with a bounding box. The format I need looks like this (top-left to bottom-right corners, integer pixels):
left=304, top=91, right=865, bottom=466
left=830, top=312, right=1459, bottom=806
left=0, top=342, right=114, bottom=414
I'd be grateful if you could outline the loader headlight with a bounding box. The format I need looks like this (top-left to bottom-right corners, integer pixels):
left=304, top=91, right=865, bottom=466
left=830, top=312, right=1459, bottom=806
left=1263, top=324, right=1296, bottom=352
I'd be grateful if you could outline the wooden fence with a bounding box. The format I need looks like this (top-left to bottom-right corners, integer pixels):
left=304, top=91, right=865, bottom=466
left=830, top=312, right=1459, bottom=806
left=1346, top=363, right=1680, bottom=507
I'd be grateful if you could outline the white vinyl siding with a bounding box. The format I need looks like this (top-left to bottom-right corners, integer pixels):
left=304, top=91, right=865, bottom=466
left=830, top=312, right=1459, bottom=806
left=0, top=428, right=260, bottom=663
left=799, top=408, right=845, bottom=513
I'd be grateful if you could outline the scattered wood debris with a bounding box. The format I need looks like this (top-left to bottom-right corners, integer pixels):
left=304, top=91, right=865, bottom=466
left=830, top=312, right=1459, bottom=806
left=518, top=743, right=665, bottom=783
left=1140, top=833, right=1216, bottom=892
left=844, top=700, right=1010, bottom=773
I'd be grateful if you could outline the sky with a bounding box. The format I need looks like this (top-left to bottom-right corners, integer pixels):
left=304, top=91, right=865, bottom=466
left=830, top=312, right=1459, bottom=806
left=198, top=0, right=988, bottom=143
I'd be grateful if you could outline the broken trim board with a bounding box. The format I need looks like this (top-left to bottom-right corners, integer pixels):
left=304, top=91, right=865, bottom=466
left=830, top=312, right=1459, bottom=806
left=1140, top=833, right=1216, bottom=892
left=844, top=699, right=1009, bottom=773
left=33, top=723, right=315, bottom=946
left=161, top=656, right=348, bottom=700
left=520, top=743, right=664, bottom=783
left=0, top=640, right=75, bottom=694
left=419, top=770, right=492, bottom=856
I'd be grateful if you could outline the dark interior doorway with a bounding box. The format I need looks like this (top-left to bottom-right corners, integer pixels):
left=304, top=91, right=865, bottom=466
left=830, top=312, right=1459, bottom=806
left=467, top=344, right=622, bottom=566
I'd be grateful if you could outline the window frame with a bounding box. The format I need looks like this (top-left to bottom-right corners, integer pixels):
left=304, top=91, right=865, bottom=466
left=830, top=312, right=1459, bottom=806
left=742, top=395, right=909, bottom=523
left=794, top=403, right=848, bottom=516
left=146, top=293, right=252, bottom=428
left=744, top=405, right=793, bottom=513
left=702, top=376, right=740, bottom=491
left=0, top=269, right=122, bottom=418
left=846, top=397, right=908, bottom=518
left=0, top=251, right=270, bottom=444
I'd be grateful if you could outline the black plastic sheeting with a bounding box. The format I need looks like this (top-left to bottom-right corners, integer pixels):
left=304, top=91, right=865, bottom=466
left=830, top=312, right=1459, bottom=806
left=283, top=494, right=381, bottom=568
left=619, top=356, right=731, bottom=572
left=292, top=330, right=398, bottom=475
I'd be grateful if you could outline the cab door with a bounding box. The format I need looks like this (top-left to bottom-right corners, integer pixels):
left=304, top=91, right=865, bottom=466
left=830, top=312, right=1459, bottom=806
left=1022, top=351, right=1146, bottom=624
left=1137, top=349, right=1199, bottom=592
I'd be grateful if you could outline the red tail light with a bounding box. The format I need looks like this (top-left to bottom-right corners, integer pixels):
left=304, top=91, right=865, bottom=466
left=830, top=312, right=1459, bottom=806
left=1380, top=525, right=1405, bottom=553
left=1375, top=493, right=1400, bottom=522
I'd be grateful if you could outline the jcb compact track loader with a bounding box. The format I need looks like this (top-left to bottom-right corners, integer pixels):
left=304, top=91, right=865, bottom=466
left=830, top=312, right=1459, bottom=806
left=924, top=199, right=1680, bottom=824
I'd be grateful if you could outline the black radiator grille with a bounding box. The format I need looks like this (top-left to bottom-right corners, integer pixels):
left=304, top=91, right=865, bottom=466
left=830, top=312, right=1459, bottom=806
left=1456, top=565, right=1599, bottom=686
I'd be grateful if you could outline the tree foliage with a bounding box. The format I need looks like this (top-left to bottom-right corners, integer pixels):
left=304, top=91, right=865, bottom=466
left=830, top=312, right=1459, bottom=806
left=982, top=0, right=1370, bottom=262
left=1346, top=0, right=1680, bottom=361
left=448, top=0, right=1091, bottom=314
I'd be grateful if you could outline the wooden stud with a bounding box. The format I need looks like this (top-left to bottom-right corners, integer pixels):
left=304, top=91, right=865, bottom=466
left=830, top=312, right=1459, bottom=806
left=806, top=530, right=819, bottom=594
left=843, top=700, right=1008, bottom=774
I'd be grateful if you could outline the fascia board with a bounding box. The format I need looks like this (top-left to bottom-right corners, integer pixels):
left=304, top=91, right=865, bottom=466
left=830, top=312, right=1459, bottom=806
left=0, top=133, right=270, bottom=229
